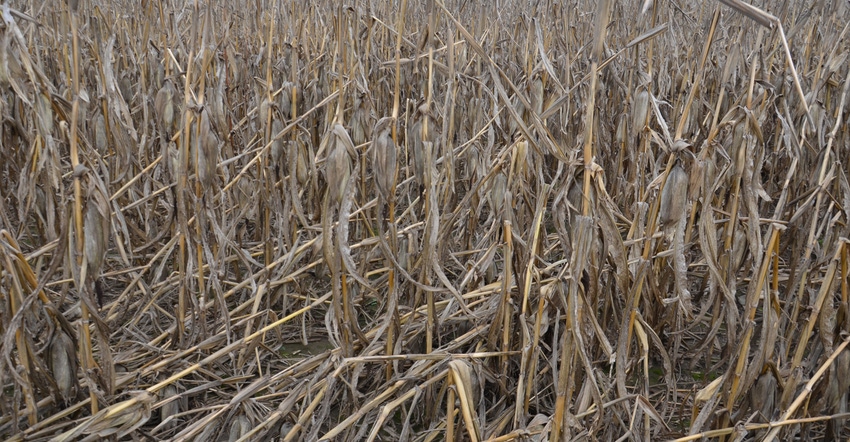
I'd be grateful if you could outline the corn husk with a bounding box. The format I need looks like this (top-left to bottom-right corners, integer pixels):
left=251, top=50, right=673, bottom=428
left=36, top=92, right=53, bottom=135
left=293, top=138, right=310, bottom=186
left=530, top=74, right=544, bottom=116
left=48, top=328, right=77, bottom=401
left=228, top=50, right=244, bottom=86
left=325, top=124, right=355, bottom=205
left=118, top=72, right=133, bottom=104
left=615, top=113, right=628, bottom=145
left=93, top=112, right=107, bottom=154
left=193, top=418, right=221, bottom=442
left=489, top=172, right=507, bottom=215
left=351, top=92, right=369, bottom=146
left=84, top=183, right=111, bottom=280
left=270, top=119, right=286, bottom=167
left=372, top=117, right=396, bottom=203
left=154, top=79, right=178, bottom=137
left=166, top=141, right=180, bottom=184
left=750, top=367, right=777, bottom=421
left=409, top=119, right=426, bottom=188
left=228, top=415, right=251, bottom=442
left=632, top=88, right=650, bottom=137
left=160, top=385, right=180, bottom=429
left=209, top=67, right=227, bottom=132
left=730, top=119, right=746, bottom=177
left=259, top=98, right=273, bottom=127
left=196, top=109, right=220, bottom=189
left=279, top=81, right=294, bottom=120
left=513, top=138, right=529, bottom=179
left=410, top=104, right=434, bottom=189
left=659, top=163, right=688, bottom=230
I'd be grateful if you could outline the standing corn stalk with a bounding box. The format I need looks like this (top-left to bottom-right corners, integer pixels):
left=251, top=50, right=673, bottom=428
left=372, top=116, right=400, bottom=376
left=322, top=123, right=362, bottom=355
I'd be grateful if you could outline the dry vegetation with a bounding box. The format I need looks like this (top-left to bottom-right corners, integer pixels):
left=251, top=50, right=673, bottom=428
left=1, top=0, right=850, bottom=440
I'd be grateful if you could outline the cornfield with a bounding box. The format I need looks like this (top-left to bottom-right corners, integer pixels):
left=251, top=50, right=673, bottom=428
left=1, top=0, right=849, bottom=440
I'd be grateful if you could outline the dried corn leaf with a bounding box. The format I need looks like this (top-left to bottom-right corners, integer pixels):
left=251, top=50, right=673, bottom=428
left=50, top=392, right=154, bottom=441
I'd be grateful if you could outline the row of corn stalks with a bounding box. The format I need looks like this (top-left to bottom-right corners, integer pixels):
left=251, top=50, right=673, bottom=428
left=1, top=0, right=849, bottom=440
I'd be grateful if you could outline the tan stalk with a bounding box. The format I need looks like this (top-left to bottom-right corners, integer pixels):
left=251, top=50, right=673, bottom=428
left=264, top=11, right=275, bottom=270
left=446, top=371, right=456, bottom=442
left=384, top=0, right=409, bottom=368
left=67, top=3, right=98, bottom=415
left=581, top=0, right=610, bottom=216
left=2, top=248, right=37, bottom=424
left=515, top=184, right=549, bottom=423
left=177, top=45, right=196, bottom=348
left=762, top=331, right=850, bottom=442
left=728, top=228, right=780, bottom=406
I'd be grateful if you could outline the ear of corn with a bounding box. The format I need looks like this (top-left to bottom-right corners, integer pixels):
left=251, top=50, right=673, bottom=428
left=325, top=124, right=354, bottom=206
left=155, top=79, right=178, bottom=138
left=227, top=415, right=251, bottom=442
left=48, top=329, right=77, bottom=402
left=196, top=109, right=220, bottom=190
left=84, top=182, right=110, bottom=281
left=659, top=162, right=688, bottom=231
left=632, top=87, right=650, bottom=138
left=159, top=385, right=180, bottom=429
left=372, top=117, right=397, bottom=203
